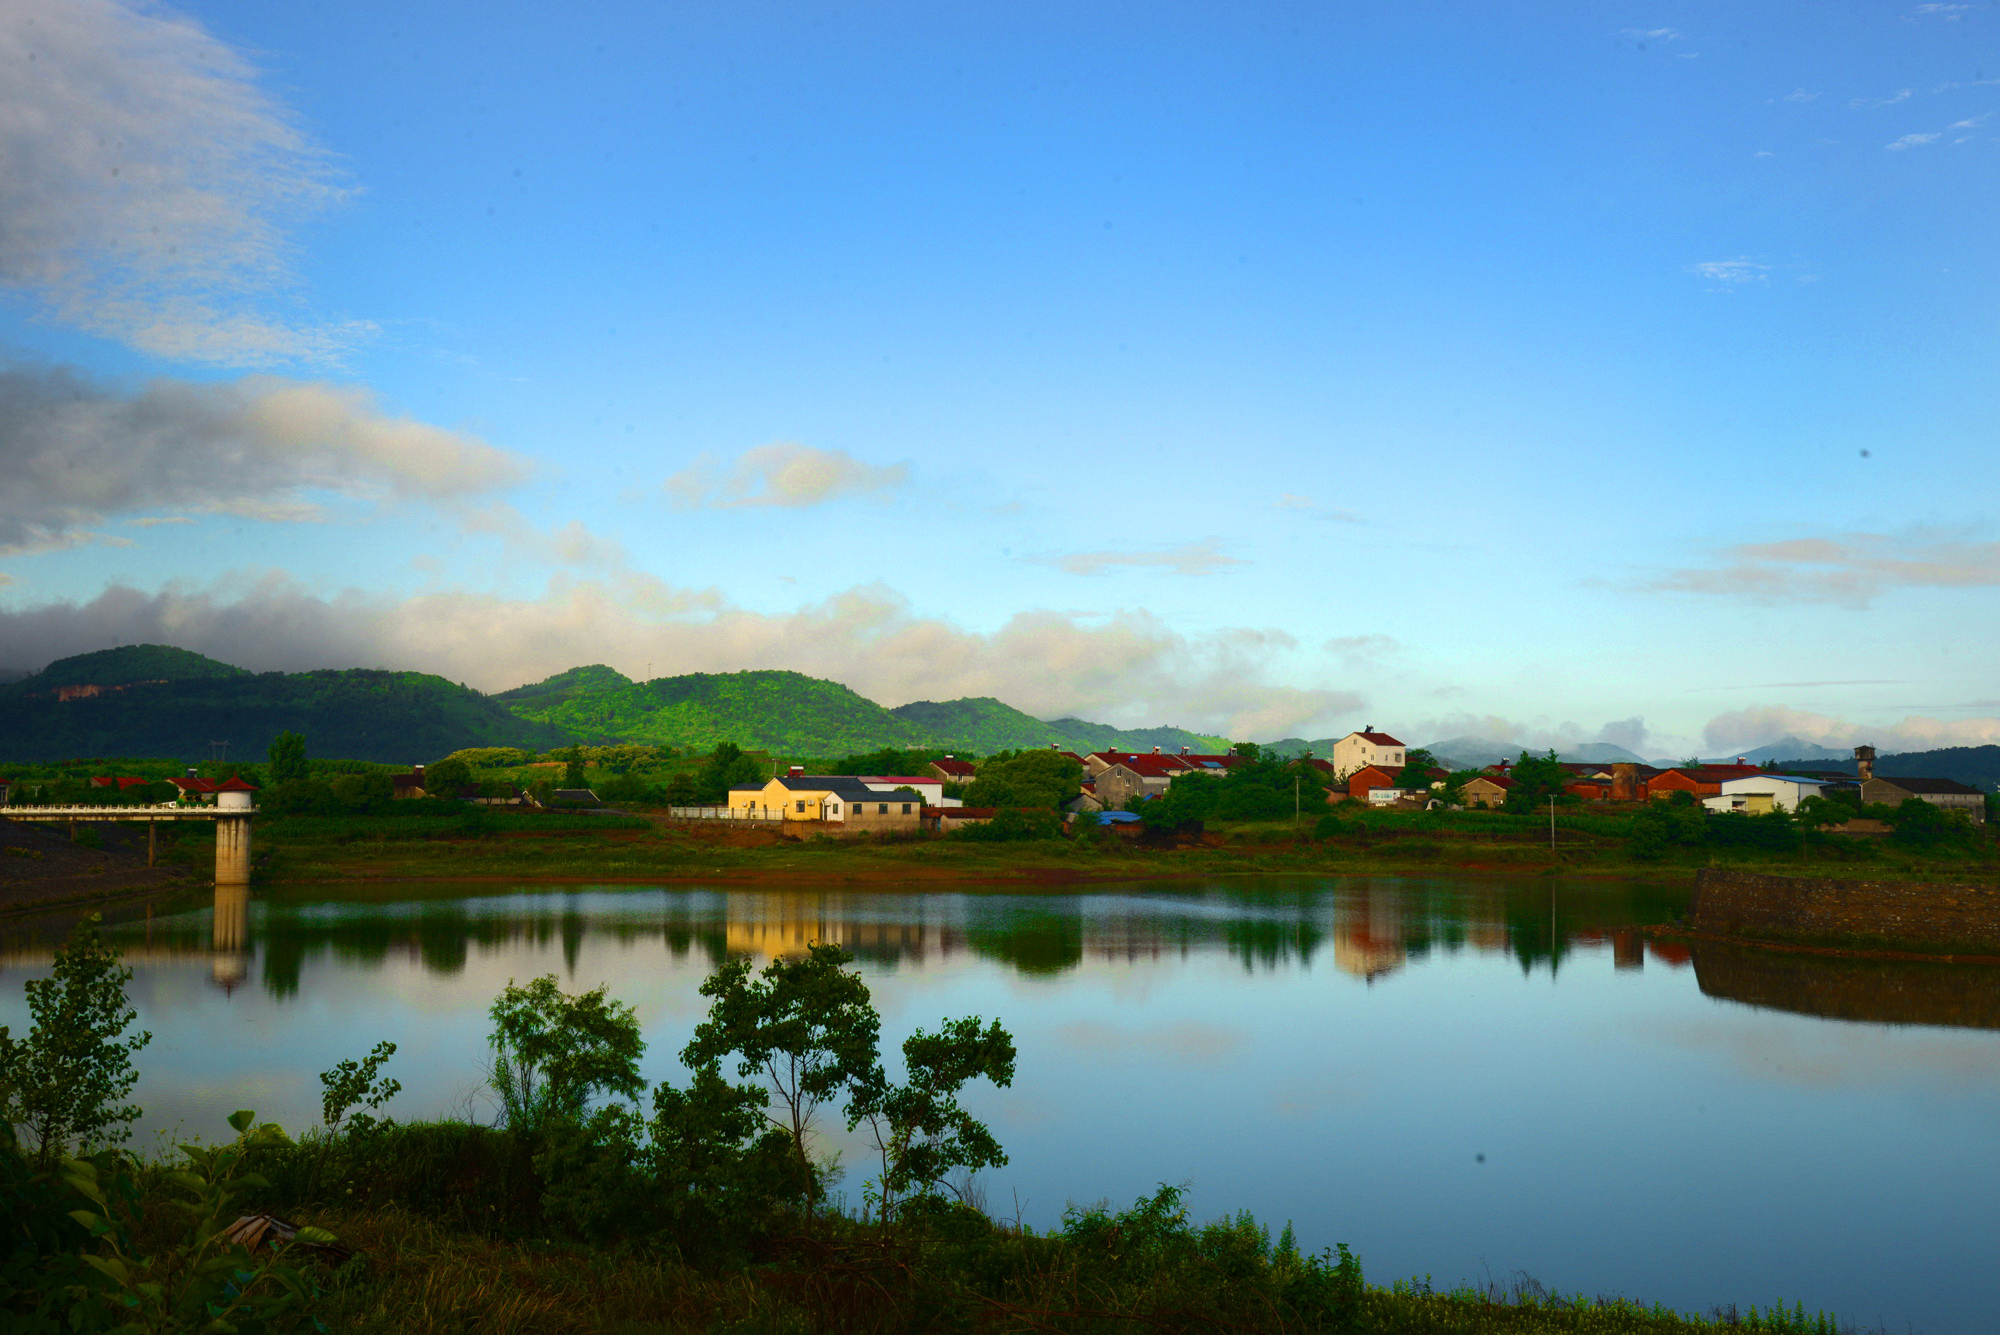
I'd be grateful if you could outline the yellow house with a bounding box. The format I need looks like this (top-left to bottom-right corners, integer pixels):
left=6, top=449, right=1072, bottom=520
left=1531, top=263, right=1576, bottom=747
left=727, top=773, right=922, bottom=829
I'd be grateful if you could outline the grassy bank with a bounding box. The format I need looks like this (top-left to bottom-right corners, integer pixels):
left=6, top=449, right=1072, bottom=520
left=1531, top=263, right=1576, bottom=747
left=210, top=805, right=2000, bottom=889
left=34, top=1122, right=1850, bottom=1335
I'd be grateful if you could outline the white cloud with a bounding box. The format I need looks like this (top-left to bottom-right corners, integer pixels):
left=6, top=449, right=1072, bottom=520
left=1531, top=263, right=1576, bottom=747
left=1703, top=706, right=2000, bottom=755
left=1620, top=27, right=1681, bottom=40
left=1040, top=539, right=1245, bottom=577
left=1887, top=132, right=1942, bottom=150
left=0, top=363, right=526, bottom=554
left=1851, top=89, right=1915, bottom=109
left=1782, top=89, right=1819, bottom=103
left=0, top=0, right=356, bottom=362
left=1688, top=258, right=1769, bottom=286
left=1642, top=530, right=2000, bottom=607
left=665, top=443, right=908, bottom=510
left=0, top=576, right=1362, bottom=739
left=1906, top=2, right=1971, bottom=18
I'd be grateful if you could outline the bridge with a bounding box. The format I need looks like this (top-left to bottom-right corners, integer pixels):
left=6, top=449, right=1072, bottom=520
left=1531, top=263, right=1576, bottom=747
left=1, top=802, right=257, bottom=885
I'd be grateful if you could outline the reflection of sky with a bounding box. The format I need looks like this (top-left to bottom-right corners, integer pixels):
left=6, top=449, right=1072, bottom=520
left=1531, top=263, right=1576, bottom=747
left=3, top=876, right=1997, bottom=1334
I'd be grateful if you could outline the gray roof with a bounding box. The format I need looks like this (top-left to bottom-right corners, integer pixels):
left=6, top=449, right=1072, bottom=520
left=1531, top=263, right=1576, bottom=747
left=1871, top=775, right=1983, bottom=796
left=729, top=775, right=885, bottom=800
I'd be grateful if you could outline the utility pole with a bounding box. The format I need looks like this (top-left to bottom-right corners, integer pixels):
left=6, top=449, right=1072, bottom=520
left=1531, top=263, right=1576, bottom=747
left=1294, top=775, right=1300, bottom=828
left=1549, top=795, right=1556, bottom=850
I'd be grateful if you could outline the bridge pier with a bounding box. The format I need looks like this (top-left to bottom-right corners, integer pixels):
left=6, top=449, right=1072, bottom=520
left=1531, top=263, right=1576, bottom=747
left=215, top=813, right=252, bottom=887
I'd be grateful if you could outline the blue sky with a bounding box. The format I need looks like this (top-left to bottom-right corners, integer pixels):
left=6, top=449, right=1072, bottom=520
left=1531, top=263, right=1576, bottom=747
left=1, top=0, right=1995, bottom=755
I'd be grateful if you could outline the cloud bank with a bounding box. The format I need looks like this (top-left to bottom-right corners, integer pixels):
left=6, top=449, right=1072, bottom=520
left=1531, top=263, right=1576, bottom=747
left=666, top=444, right=908, bottom=510
left=0, top=0, right=352, bottom=361
left=1645, top=531, right=2000, bottom=606
left=0, top=363, right=526, bottom=554
left=1702, top=705, right=2000, bottom=755
left=0, top=577, right=1362, bottom=739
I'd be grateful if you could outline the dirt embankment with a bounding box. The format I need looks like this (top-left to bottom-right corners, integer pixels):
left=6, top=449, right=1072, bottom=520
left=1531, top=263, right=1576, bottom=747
left=0, top=816, right=192, bottom=915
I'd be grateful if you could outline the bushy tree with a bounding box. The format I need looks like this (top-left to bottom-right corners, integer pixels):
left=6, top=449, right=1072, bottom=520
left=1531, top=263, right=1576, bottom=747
left=1888, top=797, right=1972, bottom=850
left=1627, top=793, right=1708, bottom=860
left=692, top=742, right=765, bottom=803
left=1502, top=750, right=1570, bottom=813
left=267, top=730, right=309, bottom=786
left=1395, top=747, right=1440, bottom=790
left=424, top=756, right=473, bottom=794
left=684, top=944, right=881, bottom=1212
left=488, top=975, right=645, bottom=1132
left=964, top=750, right=1083, bottom=810
left=851, top=1016, right=1016, bottom=1215
left=0, top=915, right=151, bottom=1166
left=561, top=746, right=588, bottom=789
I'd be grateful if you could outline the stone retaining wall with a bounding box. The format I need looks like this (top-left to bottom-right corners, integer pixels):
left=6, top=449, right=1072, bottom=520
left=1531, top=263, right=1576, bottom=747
left=1688, top=868, right=2000, bottom=952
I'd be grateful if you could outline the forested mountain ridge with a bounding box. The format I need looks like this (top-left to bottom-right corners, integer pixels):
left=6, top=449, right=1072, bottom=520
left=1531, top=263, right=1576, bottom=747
left=889, top=697, right=1229, bottom=755
left=0, top=653, right=571, bottom=764
left=499, top=668, right=935, bottom=754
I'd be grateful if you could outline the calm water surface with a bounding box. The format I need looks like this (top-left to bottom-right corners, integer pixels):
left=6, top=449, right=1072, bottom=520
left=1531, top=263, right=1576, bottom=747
left=5, top=876, right=1996, bottom=1333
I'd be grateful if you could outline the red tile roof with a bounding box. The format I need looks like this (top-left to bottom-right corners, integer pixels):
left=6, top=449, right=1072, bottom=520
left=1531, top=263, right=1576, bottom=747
left=1106, top=755, right=1191, bottom=778
left=929, top=759, right=977, bottom=777
left=1353, top=731, right=1404, bottom=746
left=861, top=776, right=942, bottom=785
left=218, top=776, right=260, bottom=791
left=170, top=777, right=219, bottom=793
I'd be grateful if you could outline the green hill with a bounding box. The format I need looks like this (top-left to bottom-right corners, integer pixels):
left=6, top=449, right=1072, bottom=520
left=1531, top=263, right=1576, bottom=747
left=501, top=668, right=935, bottom=754
left=25, top=644, right=251, bottom=690
left=0, top=653, right=572, bottom=764
left=891, top=698, right=1228, bottom=755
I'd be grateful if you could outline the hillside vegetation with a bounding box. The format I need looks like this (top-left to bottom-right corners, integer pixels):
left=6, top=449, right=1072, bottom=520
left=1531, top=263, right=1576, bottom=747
left=501, top=666, right=1232, bottom=754
left=0, top=647, right=570, bottom=764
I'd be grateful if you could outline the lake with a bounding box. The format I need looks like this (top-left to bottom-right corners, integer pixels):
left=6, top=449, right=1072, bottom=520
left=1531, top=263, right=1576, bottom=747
left=4, top=875, right=1996, bottom=1333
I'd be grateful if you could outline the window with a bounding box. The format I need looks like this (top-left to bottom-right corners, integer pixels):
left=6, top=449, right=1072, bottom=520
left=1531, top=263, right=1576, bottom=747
left=901, top=803, right=912, bottom=814
left=796, top=799, right=806, bottom=812
left=877, top=803, right=888, bottom=814
left=830, top=804, right=839, bottom=815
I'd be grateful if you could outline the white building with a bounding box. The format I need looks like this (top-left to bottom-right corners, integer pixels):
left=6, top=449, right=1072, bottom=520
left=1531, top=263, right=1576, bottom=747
left=1331, top=729, right=1406, bottom=780
left=858, top=776, right=958, bottom=807
left=1701, top=774, right=1833, bottom=815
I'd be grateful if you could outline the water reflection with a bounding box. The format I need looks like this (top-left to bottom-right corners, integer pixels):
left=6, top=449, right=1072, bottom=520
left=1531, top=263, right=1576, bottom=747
left=3, top=875, right=1700, bottom=996
left=1693, top=941, right=2000, bottom=1030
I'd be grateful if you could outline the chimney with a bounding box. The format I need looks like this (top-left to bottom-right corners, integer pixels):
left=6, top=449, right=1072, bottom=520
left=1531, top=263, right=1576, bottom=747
left=1854, top=745, right=1875, bottom=783
left=1050, top=742, right=1059, bottom=749
left=1152, top=745, right=1161, bottom=754
left=414, top=764, right=425, bottom=781
left=944, top=753, right=954, bottom=760
left=788, top=765, right=804, bottom=777
left=1736, top=757, right=1747, bottom=766
left=186, top=766, right=197, bottom=778
left=1180, top=745, right=1190, bottom=754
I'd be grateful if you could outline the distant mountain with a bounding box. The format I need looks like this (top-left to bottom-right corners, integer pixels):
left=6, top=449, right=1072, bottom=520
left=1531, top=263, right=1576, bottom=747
left=1418, top=736, right=1651, bottom=769
left=1714, top=735, right=1851, bottom=764
left=0, top=646, right=568, bottom=764
left=493, top=663, right=634, bottom=709
left=1261, top=737, right=1344, bottom=760
left=897, top=698, right=1226, bottom=756
left=1766, top=745, right=2000, bottom=790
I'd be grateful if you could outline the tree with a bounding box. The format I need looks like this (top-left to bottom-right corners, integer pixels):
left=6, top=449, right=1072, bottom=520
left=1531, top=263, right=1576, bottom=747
left=692, top=742, right=765, bottom=803
left=850, top=1016, right=1015, bottom=1216
left=964, top=750, right=1083, bottom=810
left=424, top=756, right=473, bottom=794
left=683, top=944, right=881, bottom=1213
left=1396, top=747, right=1440, bottom=790
left=320, top=1040, right=402, bottom=1135
left=488, top=975, right=645, bottom=1132
left=1503, top=750, right=1570, bottom=813
left=267, top=730, right=309, bottom=786
left=0, top=915, right=151, bottom=1166
left=562, top=746, right=588, bottom=790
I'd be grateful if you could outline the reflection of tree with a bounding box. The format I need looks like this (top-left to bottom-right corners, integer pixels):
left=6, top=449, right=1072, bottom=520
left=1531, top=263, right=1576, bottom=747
left=1225, top=916, right=1324, bottom=972
left=965, top=913, right=1084, bottom=977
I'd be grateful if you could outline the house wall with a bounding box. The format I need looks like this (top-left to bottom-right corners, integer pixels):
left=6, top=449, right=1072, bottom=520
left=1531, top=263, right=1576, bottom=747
left=1331, top=735, right=1405, bottom=780
left=1461, top=778, right=1508, bottom=809
left=1862, top=779, right=1987, bottom=824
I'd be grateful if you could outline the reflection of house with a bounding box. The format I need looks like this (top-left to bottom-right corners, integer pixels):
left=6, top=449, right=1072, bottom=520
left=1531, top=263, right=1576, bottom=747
left=722, top=896, right=932, bottom=960
left=1330, top=729, right=1405, bottom=780
left=1333, top=887, right=1405, bottom=980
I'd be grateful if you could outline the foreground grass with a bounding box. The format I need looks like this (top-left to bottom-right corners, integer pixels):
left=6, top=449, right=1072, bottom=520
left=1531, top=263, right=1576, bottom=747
left=286, top=1204, right=1845, bottom=1335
